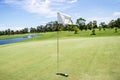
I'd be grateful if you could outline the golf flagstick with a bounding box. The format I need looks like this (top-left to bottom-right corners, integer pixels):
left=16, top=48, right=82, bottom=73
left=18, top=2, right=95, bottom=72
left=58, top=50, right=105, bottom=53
left=57, top=24, right=59, bottom=73
left=56, top=24, right=69, bottom=77
left=56, top=12, right=72, bottom=77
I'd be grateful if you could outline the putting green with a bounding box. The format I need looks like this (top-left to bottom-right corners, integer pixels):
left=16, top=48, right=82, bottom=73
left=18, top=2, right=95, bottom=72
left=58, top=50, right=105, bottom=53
left=0, top=36, right=120, bottom=80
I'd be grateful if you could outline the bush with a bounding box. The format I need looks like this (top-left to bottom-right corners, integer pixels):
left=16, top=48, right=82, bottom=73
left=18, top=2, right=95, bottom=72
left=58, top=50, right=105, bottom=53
left=115, top=27, right=118, bottom=33
left=99, top=27, right=102, bottom=31
left=74, top=29, right=79, bottom=34
left=91, top=29, right=96, bottom=35
left=73, top=25, right=79, bottom=34
left=103, top=28, right=106, bottom=31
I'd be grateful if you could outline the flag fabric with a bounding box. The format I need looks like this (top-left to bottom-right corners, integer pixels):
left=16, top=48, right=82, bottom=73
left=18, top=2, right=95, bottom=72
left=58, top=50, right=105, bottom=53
left=57, top=12, right=73, bottom=25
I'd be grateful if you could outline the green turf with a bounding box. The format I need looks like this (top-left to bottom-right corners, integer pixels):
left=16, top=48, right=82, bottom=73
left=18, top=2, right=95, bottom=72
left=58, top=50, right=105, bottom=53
left=0, top=36, right=120, bottom=80
left=0, top=33, right=40, bottom=40
left=26, top=29, right=120, bottom=41
left=0, top=28, right=120, bottom=41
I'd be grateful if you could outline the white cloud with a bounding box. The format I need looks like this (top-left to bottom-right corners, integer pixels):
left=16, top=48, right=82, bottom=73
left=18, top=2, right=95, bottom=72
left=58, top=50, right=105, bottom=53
left=113, top=12, right=120, bottom=17
left=69, top=0, right=77, bottom=3
left=87, top=17, right=113, bottom=25
left=4, top=0, right=77, bottom=17
left=0, top=24, right=24, bottom=30
left=87, top=11, right=120, bottom=25
left=48, top=0, right=77, bottom=3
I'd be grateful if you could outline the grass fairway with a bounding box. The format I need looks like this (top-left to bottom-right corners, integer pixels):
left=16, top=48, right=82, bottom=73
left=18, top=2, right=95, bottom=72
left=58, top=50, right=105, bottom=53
left=1, top=28, right=120, bottom=40
left=0, top=36, right=120, bottom=80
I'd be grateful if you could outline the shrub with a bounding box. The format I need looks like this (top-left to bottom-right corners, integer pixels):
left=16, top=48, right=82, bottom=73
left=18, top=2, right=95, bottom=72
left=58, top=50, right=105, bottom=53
left=115, top=27, right=118, bottom=33
left=91, top=29, right=96, bottom=35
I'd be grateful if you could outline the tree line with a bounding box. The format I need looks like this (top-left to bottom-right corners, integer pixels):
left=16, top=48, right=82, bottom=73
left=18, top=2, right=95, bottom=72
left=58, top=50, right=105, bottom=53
left=0, top=18, right=120, bottom=35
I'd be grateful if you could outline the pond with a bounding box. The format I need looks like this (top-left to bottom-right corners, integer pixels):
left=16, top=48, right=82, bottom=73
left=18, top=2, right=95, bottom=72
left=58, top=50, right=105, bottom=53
left=0, top=35, right=39, bottom=45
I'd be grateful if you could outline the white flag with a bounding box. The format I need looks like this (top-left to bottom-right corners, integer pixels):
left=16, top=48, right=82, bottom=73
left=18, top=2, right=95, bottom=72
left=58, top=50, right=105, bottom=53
left=57, top=12, right=73, bottom=25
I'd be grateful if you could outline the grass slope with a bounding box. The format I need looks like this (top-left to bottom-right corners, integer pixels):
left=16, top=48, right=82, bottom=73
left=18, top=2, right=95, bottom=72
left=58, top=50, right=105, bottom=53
left=0, top=28, right=120, bottom=40
left=0, top=36, right=120, bottom=80
left=26, top=29, right=120, bottom=42
left=0, top=33, right=39, bottom=40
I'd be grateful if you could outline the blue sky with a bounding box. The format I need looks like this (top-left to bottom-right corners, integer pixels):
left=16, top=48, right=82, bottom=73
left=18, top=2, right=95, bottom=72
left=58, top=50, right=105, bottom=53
left=0, top=0, right=120, bottom=30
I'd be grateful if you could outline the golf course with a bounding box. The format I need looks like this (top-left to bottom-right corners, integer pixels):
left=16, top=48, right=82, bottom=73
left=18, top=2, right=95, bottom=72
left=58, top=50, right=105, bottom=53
left=0, top=29, right=120, bottom=80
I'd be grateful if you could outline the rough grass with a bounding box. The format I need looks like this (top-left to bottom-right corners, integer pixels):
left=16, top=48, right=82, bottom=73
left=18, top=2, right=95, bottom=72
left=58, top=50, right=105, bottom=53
left=0, top=36, right=120, bottom=80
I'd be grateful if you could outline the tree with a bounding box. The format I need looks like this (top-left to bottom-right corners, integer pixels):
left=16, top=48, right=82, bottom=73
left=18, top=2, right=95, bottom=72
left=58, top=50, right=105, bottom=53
left=108, top=20, right=115, bottom=28
left=22, top=28, right=28, bottom=33
left=11, top=30, right=14, bottom=35
left=73, top=25, right=79, bottom=34
left=8, top=29, right=11, bottom=35
left=37, top=25, right=44, bottom=32
left=44, top=21, right=59, bottom=32
left=115, top=27, right=118, bottom=33
left=57, top=24, right=63, bottom=31
left=45, top=22, right=53, bottom=32
left=100, top=22, right=107, bottom=31
left=91, top=29, right=96, bottom=35
left=93, top=20, right=97, bottom=29
left=86, top=21, right=92, bottom=30
left=108, top=18, right=120, bottom=28
left=76, top=18, right=86, bottom=30
left=0, top=31, right=4, bottom=35
left=64, top=25, right=70, bottom=31
left=98, top=26, right=102, bottom=31
left=30, top=27, right=37, bottom=33
left=0, top=31, right=2, bottom=35
left=64, top=25, right=75, bottom=31
left=115, top=18, right=120, bottom=28
left=3, top=29, right=11, bottom=35
left=52, top=21, right=58, bottom=31
left=15, top=30, right=20, bottom=34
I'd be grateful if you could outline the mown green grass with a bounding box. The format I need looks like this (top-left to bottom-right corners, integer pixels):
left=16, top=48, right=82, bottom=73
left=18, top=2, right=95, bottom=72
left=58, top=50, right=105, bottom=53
left=0, top=34, right=26, bottom=40
left=0, top=28, right=120, bottom=41
left=0, top=36, right=120, bottom=80
left=24, top=28, right=120, bottom=42
left=0, top=33, right=40, bottom=40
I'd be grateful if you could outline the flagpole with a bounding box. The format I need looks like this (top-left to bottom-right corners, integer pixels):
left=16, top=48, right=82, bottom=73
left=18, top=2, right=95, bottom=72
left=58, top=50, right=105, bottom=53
left=56, top=12, right=72, bottom=77
left=57, top=23, right=59, bottom=73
